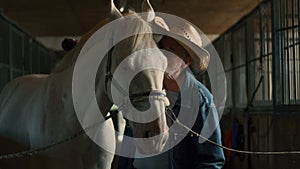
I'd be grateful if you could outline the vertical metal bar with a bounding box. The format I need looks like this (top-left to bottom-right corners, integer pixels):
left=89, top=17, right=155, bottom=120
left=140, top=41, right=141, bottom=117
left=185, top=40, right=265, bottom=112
left=266, top=40, right=272, bottom=100
left=232, top=30, right=237, bottom=109
left=285, top=0, right=291, bottom=104
left=284, top=0, right=287, bottom=104
left=292, top=0, right=297, bottom=104
left=8, top=25, right=13, bottom=81
left=21, top=34, right=25, bottom=75
left=279, top=0, right=285, bottom=105
left=267, top=6, right=271, bottom=101
left=271, top=3, right=277, bottom=169
left=282, top=0, right=287, bottom=104
left=280, top=0, right=284, bottom=104
left=296, top=0, right=300, bottom=104
left=271, top=1, right=281, bottom=167
left=245, top=19, right=251, bottom=169
left=260, top=5, right=266, bottom=101
left=270, top=0, right=273, bottom=101
left=29, top=38, right=33, bottom=73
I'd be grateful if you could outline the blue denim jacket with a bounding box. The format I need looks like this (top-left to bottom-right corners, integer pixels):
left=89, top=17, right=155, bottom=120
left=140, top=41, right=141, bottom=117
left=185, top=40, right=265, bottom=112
left=168, top=71, right=225, bottom=169
left=119, top=71, right=225, bottom=169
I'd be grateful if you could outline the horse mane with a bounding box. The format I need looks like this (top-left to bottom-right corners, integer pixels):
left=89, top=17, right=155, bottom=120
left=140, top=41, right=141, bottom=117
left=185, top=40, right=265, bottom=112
left=52, top=11, right=154, bottom=74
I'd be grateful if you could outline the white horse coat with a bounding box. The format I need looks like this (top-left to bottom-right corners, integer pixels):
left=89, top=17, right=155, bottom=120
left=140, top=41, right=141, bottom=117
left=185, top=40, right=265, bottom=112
left=0, top=45, right=115, bottom=169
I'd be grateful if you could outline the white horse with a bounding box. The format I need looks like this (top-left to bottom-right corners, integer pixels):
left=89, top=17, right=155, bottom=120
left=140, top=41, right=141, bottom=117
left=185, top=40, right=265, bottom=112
left=0, top=1, right=169, bottom=168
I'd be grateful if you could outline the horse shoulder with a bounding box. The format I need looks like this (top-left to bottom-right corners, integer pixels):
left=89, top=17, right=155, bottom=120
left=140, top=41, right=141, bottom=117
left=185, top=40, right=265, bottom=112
left=0, top=75, right=48, bottom=139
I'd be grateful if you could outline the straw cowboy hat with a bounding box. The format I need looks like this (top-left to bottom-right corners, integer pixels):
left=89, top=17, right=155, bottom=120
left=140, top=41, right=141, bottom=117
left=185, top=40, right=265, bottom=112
left=152, top=16, right=210, bottom=74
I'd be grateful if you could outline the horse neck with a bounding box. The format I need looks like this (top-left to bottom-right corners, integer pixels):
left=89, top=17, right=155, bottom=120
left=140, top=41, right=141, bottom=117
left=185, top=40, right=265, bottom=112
left=52, top=19, right=110, bottom=74
left=48, top=46, right=113, bottom=118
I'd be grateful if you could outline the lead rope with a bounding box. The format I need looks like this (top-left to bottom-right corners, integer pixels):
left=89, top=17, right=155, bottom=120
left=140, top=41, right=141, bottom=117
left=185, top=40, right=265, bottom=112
left=166, top=108, right=300, bottom=155
left=0, top=110, right=119, bottom=160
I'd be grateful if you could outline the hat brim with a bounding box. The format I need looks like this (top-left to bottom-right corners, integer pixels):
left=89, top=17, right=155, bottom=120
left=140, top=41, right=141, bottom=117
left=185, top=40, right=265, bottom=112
left=173, top=36, right=210, bottom=72
left=152, top=23, right=210, bottom=73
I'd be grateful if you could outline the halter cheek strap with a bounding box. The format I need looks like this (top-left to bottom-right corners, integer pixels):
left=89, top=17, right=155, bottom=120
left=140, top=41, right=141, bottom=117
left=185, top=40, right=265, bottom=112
left=105, top=47, right=132, bottom=96
left=105, top=47, right=114, bottom=91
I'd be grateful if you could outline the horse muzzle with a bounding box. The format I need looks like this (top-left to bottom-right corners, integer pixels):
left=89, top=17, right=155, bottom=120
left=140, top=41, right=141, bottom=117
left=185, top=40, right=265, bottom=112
left=124, top=89, right=170, bottom=154
left=129, top=116, right=169, bottom=155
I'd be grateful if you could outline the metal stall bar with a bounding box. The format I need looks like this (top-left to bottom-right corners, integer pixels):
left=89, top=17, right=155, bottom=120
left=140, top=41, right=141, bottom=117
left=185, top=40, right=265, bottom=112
left=292, top=0, right=297, bottom=104
left=298, top=0, right=300, bottom=103
left=266, top=5, right=272, bottom=101
left=0, top=12, right=59, bottom=92
left=279, top=0, right=284, bottom=104
left=275, top=0, right=283, bottom=105
left=285, top=0, right=291, bottom=104
left=260, top=5, right=266, bottom=101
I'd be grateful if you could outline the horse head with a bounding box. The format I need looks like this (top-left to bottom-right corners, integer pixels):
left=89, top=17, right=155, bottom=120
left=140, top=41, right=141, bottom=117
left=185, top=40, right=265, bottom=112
left=106, top=0, right=169, bottom=155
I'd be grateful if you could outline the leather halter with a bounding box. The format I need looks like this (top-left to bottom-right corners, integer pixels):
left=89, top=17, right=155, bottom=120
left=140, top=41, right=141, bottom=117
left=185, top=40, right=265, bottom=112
left=104, top=47, right=129, bottom=96
left=105, top=47, right=114, bottom=91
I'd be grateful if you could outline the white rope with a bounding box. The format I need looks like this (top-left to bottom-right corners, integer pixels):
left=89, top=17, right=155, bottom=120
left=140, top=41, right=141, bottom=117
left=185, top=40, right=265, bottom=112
left=166, top=108, right=300, bottom=155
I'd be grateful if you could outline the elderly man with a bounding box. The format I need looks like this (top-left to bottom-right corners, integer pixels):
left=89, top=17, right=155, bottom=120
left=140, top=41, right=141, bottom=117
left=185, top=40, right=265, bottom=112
left=128, top=16, right=225, bottom=169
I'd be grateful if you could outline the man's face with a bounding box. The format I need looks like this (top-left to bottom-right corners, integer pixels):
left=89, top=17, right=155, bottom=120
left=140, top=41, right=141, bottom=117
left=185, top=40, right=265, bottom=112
left=158, top=36, right=191, bottom=78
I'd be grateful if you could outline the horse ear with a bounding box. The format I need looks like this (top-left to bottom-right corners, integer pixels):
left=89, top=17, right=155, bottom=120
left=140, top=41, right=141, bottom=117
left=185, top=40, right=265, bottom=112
left=141, top=0, right=155, bottom=22
left=111, top=0, right=123, bottom=19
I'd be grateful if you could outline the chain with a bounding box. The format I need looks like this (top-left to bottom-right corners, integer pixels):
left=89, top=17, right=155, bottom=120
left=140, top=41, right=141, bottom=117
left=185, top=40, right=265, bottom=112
left=0, top=129, right=86, bottom=160
left=0, top=111, right=118, bottom=160
left=166, top=108, right=300, bottom=155
left=2, top=108, right=300, bottom=160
